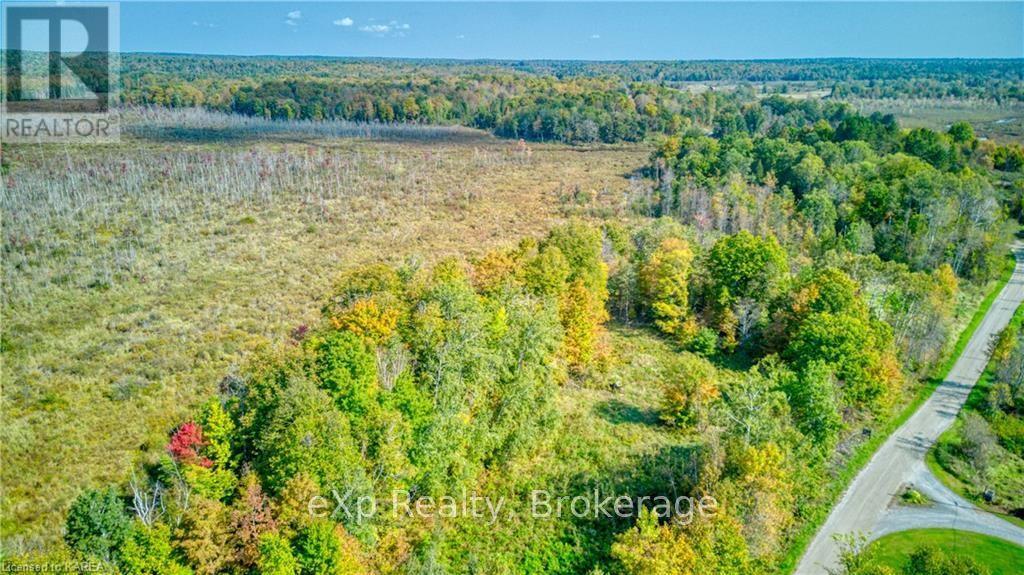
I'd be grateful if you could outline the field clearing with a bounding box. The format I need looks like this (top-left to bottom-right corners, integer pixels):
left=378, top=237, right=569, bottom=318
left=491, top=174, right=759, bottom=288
left=849, top=98, right=1024, bottom=142
left=0, top=122, right=651, bottom=548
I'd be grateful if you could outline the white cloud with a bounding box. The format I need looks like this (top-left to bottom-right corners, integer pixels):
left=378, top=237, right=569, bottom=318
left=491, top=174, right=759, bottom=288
left=287, top=10, right=302, bottom=20
left=359, top=21, right=410, bottom=36
left=285, top=19, right=298, bottom=26
left=456, top=34, right=466, bottom=39
left=334, top=17, right=354, bottom=27
left=590, top=34, right=601, bottom=39
left=192, top=21, right=218, bottom=29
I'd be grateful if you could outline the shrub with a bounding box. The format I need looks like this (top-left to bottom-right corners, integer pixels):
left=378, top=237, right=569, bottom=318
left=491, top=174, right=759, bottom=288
left=959, top=412, right=997, bottom=474
left=660, top=354, right=719, bottom=429
left=687, top=326, right=719, bottom=357
left=990, top=411, right=1024, bottom=458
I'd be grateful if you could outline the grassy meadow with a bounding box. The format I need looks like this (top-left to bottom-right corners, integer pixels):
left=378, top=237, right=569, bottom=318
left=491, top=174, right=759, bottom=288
left=849, top=98, right=1024, bottom=142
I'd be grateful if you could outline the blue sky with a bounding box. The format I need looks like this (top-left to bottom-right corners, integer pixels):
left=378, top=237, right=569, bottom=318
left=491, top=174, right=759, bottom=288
left=116, top=2, right=1024, bottom=60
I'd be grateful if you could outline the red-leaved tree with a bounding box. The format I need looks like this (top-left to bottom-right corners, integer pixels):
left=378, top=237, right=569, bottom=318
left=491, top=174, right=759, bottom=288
left=167, top=421, right=211, bottom=467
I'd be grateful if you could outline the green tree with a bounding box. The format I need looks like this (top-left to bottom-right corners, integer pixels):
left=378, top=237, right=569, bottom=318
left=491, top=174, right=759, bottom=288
left=784, top=311, right=900, bottom=411
left=198, top=399, right=235, bottom=469
left=783, top=360, right=843, bottom=449
left=252, top=377, right=371, bottom=526
left=541, top=222, right=609, bottom=311
left=523, top=245, right=571, bottom=298
left=294, top=521, right=366, bottom=575
left=707, top=231, right=788, bottom=303
left=706, top=231, right=788, bottom=346
left=257, top=533, right=299, bottom=575
left=306, top=330, right=378, bottom=425
left=117, top=521, right=192, bottom=575
left=947, top=121, right=976, bottom=145
left=64, top=488, right=131, bottom=562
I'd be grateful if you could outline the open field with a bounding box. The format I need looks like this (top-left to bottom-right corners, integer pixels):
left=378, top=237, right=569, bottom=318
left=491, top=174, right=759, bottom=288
left=865, top=529, right=1024, bottom=574
left=849, top=98, right=1024, bottom=142
left=0, top=120, right=651, bottom=548
left=4, top=53, right=1022, bottom=572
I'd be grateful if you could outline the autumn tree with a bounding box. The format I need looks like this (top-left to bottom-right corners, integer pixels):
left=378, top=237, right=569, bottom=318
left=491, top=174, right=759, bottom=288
left=610, top=508, right=697, bottom=575
left=176, top=496, right=231, bottom=575
left=230, top=472, right=278, bottom=570
left=641, top=237, right=697, bottom=342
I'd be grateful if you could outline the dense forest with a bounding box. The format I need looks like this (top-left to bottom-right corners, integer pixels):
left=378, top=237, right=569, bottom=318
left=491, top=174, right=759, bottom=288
left=118, top=54, right=1024, bottom=85
left=46, top=69, right=1024, bottom=574
left=113, top=55, right=1024, bottom=143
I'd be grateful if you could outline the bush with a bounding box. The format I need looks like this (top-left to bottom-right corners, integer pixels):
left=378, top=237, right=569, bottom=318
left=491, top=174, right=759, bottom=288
left=990, top=412, right=1024, bottom=458
left=959, top=412, right=998, bottom=474
left=905, top=545, right=990, bottom=575
left=660, top=354, right=719, bottom=429
left=687, top=327, right=719, bottom=357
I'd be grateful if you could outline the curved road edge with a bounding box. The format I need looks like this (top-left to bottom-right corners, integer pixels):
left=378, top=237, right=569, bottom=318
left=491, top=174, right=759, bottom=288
left=795, top=243, right=1024, bottom=574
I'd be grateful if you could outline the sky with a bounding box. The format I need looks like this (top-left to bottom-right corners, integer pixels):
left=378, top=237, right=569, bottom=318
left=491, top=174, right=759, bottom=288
left=111, top=2, right=1024, bottom=60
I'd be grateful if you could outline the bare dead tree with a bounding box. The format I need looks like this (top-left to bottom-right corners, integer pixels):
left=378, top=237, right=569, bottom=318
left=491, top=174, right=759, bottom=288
left=129, top=466, right=164, bottom=527
left=376, top=342, right=410, bottom=392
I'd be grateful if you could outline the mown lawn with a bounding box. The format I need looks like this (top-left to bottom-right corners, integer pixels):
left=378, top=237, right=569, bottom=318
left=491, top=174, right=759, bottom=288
left=866, top=529, right=1024, bottom=575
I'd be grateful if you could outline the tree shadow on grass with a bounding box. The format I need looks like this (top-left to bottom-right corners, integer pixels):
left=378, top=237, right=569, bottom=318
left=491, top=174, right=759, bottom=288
left=594, top=398, right=660, bottom=426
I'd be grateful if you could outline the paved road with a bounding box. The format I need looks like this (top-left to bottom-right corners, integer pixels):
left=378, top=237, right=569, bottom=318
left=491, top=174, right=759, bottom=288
left=795, top=244, right=1024, bottom=574
left=874, top=463, right=1024, bottom=546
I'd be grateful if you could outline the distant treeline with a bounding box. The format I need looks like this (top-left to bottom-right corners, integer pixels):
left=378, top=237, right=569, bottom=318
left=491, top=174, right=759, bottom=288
left=118, top=53, right=1024, bottom=83
left=109, top=54, right=1024, bottom=143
